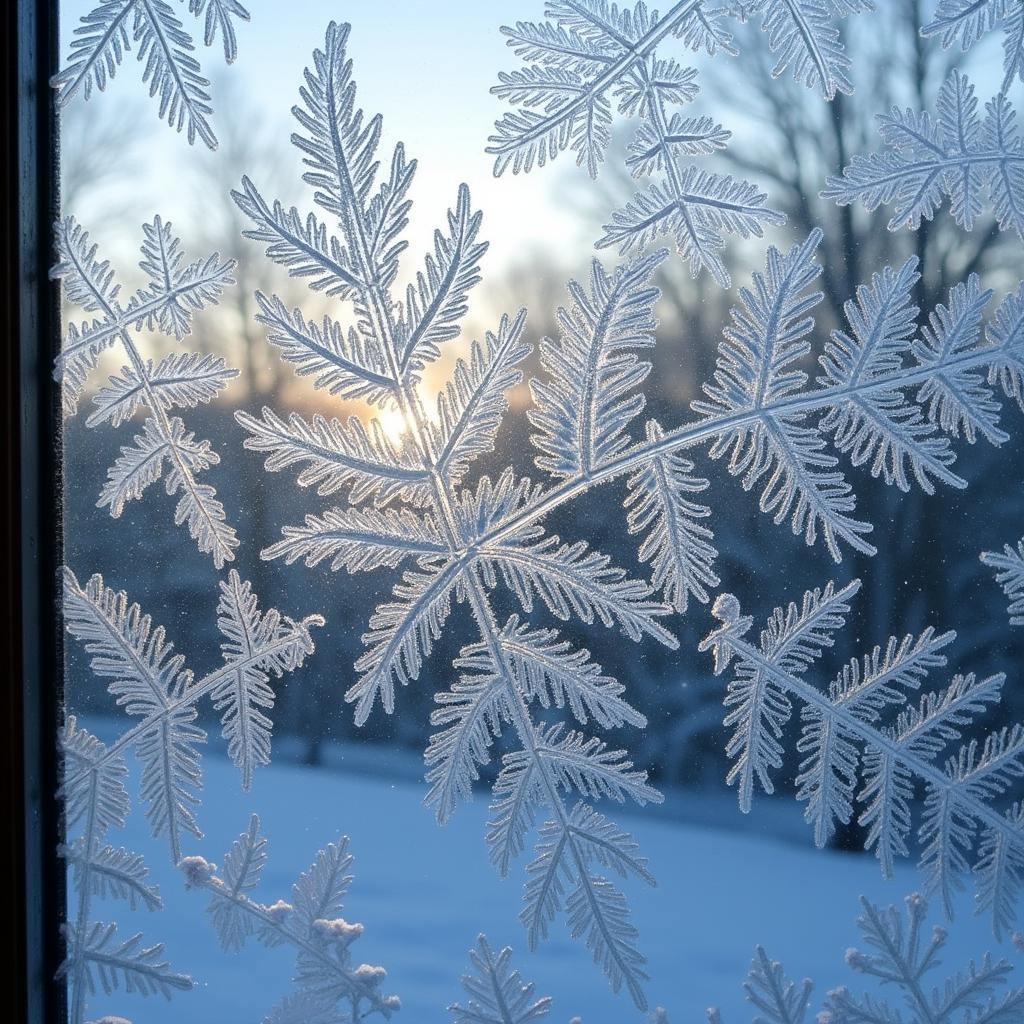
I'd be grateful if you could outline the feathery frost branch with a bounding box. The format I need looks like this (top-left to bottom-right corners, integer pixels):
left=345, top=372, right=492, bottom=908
left=53, top=0, right=252, bottom=147
left=458, top=897, right=1024, bottom=1024
left=982, top=537, right=1024, bottom=625
left=233, top=18, right=1024, bottom=1003
left=710, top=893, right=1024, bottom=1024
left=52, top=216, right=239, bottom=566
left=485, top=231, right=1024, bottom=576
left=824, top=72, right=1024, bottom=239
left=450, top=935, right=552, bottom=1024
left=489, top=0, right=789, bottom=286
left=58, top=717, right=192, bottom=1024
left=233, top=20, right=672, bottom=1007
left=60, top=566, right=323, bottom=1023
left=922, top=0, right=1024, bottom=95
left=182, top=815, right=400, bottom=1022
left=701, top=580, right=1024, bottom=936
left=487, top=1, right=888, bottom=283
left=727, top=1, right=877, bottom=101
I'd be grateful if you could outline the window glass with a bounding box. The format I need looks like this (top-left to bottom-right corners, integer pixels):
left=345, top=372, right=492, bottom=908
left=56, top=2, right=1024, bottom=1022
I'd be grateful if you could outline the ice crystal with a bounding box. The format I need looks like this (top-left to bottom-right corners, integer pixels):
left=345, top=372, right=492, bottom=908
left=982, top=538, right=1024, bottom=625
left=488, top=1, right=885, bottom=284
left=922, top=0, right=1024, bottom=96
left=60, top=568, right=323, bottom=1023
left=701, top=580, right=1024, bottom=936
left=53, top=0, right=252, bottom=148
left=183, top=815, right=400, bottom=1023
left=711, top=893, right=1024, bottom=1024
left=823, top=72, right=1024, bottom=238
left=52, top=216, right=240, bottom=566
left=450, top=935, right=552, bottom=1024
left=232, top=21, right=674, bottom=1007
left=230, top=15, right=1024, bottom=1005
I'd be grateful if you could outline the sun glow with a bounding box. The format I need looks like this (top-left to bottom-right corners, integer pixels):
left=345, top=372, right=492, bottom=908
left=373, top=387, right=441, bottom=446
left=376, top=405, right=410, bottom=445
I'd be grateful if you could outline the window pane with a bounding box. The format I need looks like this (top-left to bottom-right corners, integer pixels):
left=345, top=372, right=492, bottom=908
left=56, top=2, right=1024, bottom=1022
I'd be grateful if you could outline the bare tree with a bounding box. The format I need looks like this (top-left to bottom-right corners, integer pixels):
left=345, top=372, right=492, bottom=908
left=61, top=98, right=148, bottom=220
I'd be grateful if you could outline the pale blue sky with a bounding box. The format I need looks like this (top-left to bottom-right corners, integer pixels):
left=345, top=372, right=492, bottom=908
left=59, top=1, right=1011, bottom=277
left=60, top=0, right=587, bottom=272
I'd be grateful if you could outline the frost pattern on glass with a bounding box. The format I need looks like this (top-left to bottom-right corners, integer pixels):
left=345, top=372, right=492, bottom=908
left=59, top=568, right=323, bottom=1022
left=58, top=716, right=191, bottom=1023
left=923, top=0, right=1024, bottom=96
left=710, top=894, right=1024, bottom=1024
left=488, top=0, right=792, bottom=286
left=487, top=2, right=886, bottom=284
left=53, top=217, right=240, bottom=566
left=453, top=897, right=1024, bottom=1024
left=181, top=815, right=400, bottom=1023
left=233, top=21, right=670, bottom=1006
left=450, top=935, right=552, bottom=1024
left=823, top=72, right=1024, bottom=239
left=701, top=581, right=1024, bottom=938
left=511, top=230, right=1024, bottom=572
left=228, top=16, right=1024, bottom=1004
left=983, top=539, right=1024, bottom=625
left=53, top=0, right=251, bottom=148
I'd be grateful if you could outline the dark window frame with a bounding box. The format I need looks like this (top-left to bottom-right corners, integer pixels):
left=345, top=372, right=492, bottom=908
left=3, top=0, right=65, bottom=1021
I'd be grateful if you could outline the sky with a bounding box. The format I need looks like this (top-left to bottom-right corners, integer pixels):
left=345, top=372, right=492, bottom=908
left=59, top=0, right=589, bottom=273
left=58, top=0, right=1011, bottom=278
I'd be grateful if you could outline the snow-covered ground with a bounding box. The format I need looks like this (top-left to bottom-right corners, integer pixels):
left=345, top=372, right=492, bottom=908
left=77, top=734, right=1010, bottom=1024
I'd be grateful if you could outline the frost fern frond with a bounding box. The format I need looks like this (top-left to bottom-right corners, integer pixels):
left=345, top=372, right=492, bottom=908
left=182, top=815, right=400, bottom=1021
left=432, top=311, right=531, bottom=488
left=188, top=0, right=250, bottom=62
left=398, top=184, right=487, bottom=380
left=923, top=0, right=1024, bottom=95
left=264, top=507, right=446, bottom=574
left=528, top=251, right=664, bottom=479
left=711, top=893, right=1024, bottom=1024
left=60, top=561, right=322, bottom=1024
left=235, top=21, right=1024, bottom=1004
left=52, top=216, right=239, bottom=565
left=60, top=921, right=193, bottom=1004
left=61, top=567, right=322, bottom=862
left=730, top=1, right=875, bottom=100
left=489, top=0, right=787, bottom=286
left=451, top=935, right=552, bottom=1024
left=58, top=718, right=190, bottom=1024
left=824, top=73, right=1024, bottom=238
left=982, top=538, right=1024, bottom=625
left=53, top=0, right=251, bottom=147
left=235, top=22, right=673, bottom=1004
left=236, top=407, right=433, bottom=508
left=702, top=581, right=1024, bottom=936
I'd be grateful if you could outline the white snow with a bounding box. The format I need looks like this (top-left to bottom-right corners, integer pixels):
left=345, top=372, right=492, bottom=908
left=78, top=734, right=1008, bottom=1024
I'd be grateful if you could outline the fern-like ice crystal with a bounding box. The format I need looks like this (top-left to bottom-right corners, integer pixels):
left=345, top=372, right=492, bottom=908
left=824, top=71, right=1024, bottom=239
left=923, top=1, right=1024, bottom=96
left=701, top=579, right=1024, bottom=937
left=450, top=935, right=552, bottom=1024
left=60, top=567, right=322, bottom=1022
left=234, top=21, right=675, bottom=1008
left=489, top=0, right=789, bottom=285
left=58, top=717, right=192, bottom=1024
left=182, top=815, right=400, bottom=1023
left=233, top=18, right=1024, bottom=1004
left=488, top=1, right=891, bottom=283
left=710, top=893, right=1024, bottom=1024
left=53, top=217, right=240, bottom=566
left=53, top=0, right=252, bottom=148
left=982, top=538, right=1024, bottom=625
